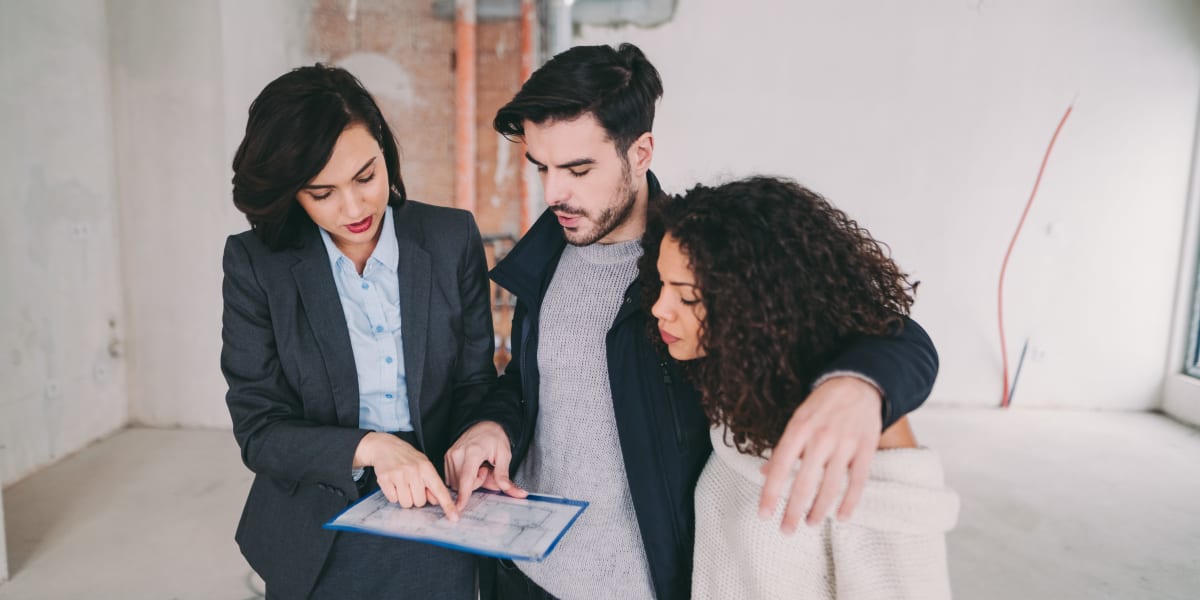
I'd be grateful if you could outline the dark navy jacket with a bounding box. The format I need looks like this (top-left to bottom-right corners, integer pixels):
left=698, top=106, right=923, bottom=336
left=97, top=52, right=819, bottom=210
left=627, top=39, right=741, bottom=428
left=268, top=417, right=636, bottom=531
left=470, top=172, right=939, bottom=600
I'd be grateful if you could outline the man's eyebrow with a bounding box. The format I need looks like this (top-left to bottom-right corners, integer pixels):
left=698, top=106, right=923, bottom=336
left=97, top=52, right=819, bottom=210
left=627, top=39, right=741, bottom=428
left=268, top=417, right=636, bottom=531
left=556, top=158, right=596, bottom=169
left=525, top=153, right=596, bottom=170
left=524, top=152, right=544, bottom=168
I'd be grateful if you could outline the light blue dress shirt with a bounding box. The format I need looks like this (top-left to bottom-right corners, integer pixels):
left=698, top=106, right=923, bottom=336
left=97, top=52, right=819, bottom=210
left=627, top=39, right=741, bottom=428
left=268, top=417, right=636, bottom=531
left=318, top=206, right=413, bottom=434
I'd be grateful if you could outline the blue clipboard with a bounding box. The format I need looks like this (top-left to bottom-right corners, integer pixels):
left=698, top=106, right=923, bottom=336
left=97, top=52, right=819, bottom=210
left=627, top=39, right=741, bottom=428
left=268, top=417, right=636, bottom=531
left=324, top=488, right=588, bottom=562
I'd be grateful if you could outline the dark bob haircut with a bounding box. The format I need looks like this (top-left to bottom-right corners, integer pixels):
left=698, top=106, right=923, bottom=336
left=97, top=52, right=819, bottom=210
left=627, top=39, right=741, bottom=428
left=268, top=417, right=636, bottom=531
left=231, top=64, right=405, bottom=250
left=493, top=43, right=663, bottom=156
left=639, top=177, right=917, bottom=456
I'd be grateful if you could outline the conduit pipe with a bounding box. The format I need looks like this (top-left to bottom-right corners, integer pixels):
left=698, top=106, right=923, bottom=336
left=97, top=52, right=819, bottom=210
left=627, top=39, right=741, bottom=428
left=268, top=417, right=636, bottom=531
left=518, top=0, right=536, bottom=232
left=455, top=0, right=477, bottom=213
left=550, top=0, right=574, bottom=56
left=997, top=103, right=1073, bottom=408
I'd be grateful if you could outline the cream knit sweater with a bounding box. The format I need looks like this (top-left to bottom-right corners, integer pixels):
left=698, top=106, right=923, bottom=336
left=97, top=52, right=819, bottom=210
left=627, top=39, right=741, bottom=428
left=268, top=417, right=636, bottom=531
left=692, top=427, right=960, bottom=599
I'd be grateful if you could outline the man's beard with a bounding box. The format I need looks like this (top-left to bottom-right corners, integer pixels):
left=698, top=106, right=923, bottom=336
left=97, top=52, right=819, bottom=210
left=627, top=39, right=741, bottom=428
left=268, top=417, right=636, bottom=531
left=563, top=166, right=638, bottom=247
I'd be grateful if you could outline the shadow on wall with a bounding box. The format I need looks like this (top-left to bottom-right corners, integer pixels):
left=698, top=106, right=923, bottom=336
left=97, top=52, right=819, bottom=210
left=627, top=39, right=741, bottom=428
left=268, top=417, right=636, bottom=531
left=1169, top=0, right=1200, bottom=57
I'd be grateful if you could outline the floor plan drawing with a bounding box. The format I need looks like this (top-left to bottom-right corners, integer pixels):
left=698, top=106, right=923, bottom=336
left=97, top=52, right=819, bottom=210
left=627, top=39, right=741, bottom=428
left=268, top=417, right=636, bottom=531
left=326, top=490, right=588, bottom=561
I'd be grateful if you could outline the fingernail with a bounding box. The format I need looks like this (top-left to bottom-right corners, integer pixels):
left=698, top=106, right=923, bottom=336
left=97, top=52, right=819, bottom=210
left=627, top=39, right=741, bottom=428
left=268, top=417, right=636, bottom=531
left=758, top=508, right=771, bottom=519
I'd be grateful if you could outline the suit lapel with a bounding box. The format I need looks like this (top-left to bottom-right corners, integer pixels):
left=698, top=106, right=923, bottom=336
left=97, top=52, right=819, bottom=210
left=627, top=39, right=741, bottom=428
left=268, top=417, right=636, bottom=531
left=394, top=205, right=432, bottom=446
left=291, top=230, right=360, bottom=427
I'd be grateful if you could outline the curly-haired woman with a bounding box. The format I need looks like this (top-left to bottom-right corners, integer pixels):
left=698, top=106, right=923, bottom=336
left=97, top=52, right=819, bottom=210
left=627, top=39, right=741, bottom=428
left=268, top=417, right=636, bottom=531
left=641, top=177, right=959, bottom=599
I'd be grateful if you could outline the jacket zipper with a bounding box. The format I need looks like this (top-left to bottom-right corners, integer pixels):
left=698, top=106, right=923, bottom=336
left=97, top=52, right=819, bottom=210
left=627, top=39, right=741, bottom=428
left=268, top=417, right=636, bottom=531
left=660, top=360, right=685, bottom=448
left=519, top=315, right=531, bottom=407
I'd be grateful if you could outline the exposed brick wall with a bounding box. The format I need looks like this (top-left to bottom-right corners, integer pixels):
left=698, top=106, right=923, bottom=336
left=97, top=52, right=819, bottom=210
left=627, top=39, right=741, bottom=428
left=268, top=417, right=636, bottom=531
left=306, top=0, right=523, bottom=238
left=306, top=0, right=525, bottom=369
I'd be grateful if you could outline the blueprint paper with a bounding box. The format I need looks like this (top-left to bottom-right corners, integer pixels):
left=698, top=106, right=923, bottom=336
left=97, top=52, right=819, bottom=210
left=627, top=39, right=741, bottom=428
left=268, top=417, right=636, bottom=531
left=324, top=489, right=588, bottom=562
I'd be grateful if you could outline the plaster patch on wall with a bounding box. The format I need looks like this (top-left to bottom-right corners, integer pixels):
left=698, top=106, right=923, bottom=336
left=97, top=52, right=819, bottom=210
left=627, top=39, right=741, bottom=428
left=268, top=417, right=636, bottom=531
left=24, top=166, right=108, bottom=269
left=9, top=165, right=124, bottom=475
left=336, top=52, right=419, bottom=109
left=10, top=308, right=40, bottom=373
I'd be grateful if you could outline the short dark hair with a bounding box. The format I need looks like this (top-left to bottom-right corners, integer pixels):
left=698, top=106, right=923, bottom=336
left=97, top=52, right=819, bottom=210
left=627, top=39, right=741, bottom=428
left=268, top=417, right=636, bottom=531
left=493, top=43, right=663, bottom=154
left=639, top=177, right=917, bottom=456
left=231, top=64, right=405, bottom=250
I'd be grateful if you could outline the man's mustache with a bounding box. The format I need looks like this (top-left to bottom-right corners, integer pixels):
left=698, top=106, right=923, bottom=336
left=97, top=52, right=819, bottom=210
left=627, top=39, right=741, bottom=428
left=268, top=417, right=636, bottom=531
left=552, top=206, right=586, bottom=217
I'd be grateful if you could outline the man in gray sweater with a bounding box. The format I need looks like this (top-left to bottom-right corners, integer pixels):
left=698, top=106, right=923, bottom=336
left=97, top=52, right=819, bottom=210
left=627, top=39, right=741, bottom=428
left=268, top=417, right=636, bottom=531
left=445, top=43, right=939, bottom=600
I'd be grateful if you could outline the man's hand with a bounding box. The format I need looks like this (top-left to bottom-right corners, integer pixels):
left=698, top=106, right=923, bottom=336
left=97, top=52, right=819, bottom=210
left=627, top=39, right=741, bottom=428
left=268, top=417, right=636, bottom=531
left=444, top=421, right=528, bottom=512
left=354, top=432, right=460, bottom=521
left=758, top=376, right=883, bottom=532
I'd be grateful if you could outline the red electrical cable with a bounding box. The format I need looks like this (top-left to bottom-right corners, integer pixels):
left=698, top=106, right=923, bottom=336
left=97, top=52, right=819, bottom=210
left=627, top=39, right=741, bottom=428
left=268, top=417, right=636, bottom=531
left=998, top=104, right=1073, bottom=408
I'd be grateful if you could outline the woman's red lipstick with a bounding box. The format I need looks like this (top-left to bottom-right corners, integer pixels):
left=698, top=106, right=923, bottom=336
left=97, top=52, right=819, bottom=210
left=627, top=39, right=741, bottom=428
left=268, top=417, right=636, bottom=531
left=346, top=215, right=373, bottom=234
left=660, top=328, right=680, bottom=344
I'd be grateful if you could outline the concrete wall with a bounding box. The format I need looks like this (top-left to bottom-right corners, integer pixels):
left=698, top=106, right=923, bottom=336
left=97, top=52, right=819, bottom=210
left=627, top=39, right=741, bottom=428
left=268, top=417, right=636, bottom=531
left=115, top=0, right=525, bottom=428
left=0, top=1, right=129, bottom=485
left=107, top=0, right=237, bottom=428
left=107, top=0, right=319, bottom=429
left=4, top=0, right=527, bottom=446
left=577, top=0, right=1200, bottom=410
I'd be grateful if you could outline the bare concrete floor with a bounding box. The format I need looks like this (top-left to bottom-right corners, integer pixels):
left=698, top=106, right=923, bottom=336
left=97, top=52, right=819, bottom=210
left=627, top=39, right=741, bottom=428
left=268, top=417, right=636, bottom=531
left=0, top=428, right=258, bottom=600
left=1, top=409, right=1198, bottom=599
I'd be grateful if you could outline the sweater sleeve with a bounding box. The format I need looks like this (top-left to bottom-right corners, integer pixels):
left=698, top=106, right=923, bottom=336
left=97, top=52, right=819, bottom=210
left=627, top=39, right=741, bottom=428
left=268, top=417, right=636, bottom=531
left=814, top=316, right=938, bottom=429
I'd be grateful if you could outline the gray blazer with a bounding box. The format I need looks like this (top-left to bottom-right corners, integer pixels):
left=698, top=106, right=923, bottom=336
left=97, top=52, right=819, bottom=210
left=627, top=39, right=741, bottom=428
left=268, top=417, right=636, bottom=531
left=220, top=200, right=496, bottom=598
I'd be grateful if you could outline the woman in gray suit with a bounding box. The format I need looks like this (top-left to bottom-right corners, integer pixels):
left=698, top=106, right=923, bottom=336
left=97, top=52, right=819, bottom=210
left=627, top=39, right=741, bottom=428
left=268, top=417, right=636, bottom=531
left=221, top=65, right=495, bottom=598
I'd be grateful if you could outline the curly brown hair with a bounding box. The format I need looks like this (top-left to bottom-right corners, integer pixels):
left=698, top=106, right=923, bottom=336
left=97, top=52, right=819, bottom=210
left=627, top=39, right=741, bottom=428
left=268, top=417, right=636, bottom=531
left=639, top=176, right=917, bottom=456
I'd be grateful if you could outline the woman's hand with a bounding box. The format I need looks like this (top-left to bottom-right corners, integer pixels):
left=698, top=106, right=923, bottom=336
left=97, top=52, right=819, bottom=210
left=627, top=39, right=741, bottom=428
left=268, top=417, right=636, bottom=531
left=354, top=432, right=460, bottom=521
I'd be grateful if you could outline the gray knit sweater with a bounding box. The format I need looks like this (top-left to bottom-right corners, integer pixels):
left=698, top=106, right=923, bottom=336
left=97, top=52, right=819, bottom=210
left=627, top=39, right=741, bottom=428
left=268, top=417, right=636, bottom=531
left=515, top=240, right=655, bottom=600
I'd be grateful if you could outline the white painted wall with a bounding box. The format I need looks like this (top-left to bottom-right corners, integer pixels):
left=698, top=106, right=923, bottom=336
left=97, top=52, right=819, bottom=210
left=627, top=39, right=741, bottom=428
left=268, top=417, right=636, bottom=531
left=578, top=0, right=1200, bottom=410
left=0, top=0, right=308, bottom=487
left=0, top=1, right=128, bottom=485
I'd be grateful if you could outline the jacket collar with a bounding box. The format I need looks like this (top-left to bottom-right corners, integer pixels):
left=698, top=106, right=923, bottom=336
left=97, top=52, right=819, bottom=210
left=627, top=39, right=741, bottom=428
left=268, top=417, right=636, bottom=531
left=291, top=224, right=362, bottom=427
left=491, top=170, right=664, bottom=308
left=286, top=198, right=433, bottom=438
